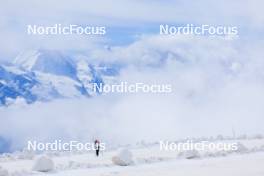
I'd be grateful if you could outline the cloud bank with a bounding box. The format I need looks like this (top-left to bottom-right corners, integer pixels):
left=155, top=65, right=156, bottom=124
left=1, top=35, right=264, bottom=151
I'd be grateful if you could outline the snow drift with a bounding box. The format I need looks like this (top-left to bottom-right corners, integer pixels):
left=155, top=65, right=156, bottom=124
left=112, top=149, right=134, bottom=166
left=178, top=149, right=200, bottom=159
left=0, top=166, right=8, bottom=176
left=32, top=155, right=55, bottom=172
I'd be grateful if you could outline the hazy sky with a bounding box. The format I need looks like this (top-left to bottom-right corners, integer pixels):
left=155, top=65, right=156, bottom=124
left=0, top=0, right=263, bottom=59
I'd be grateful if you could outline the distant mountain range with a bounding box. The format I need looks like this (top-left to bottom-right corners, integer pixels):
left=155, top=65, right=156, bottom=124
left=0, top=49, right=120, bottom=106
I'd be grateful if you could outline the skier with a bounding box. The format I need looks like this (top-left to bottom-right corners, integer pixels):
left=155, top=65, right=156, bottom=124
left=94, top=139, right=100, bottom=157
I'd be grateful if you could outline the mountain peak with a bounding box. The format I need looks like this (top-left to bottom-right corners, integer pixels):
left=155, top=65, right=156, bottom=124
left=13, top=49, right=40, bottom=70
left=13, top=49, right=76, bottom=78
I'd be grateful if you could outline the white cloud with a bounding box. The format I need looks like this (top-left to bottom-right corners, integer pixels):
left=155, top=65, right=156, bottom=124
left=1, top=34, right=264, bottom=150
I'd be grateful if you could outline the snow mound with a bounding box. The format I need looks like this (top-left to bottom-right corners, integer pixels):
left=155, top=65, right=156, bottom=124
left=112, top=149, right=134, bottom=166
left=235, top=142, right=248, bottom=153
left=16, top=150, right=35, bottom=160
left=178, top=150, right=200, bottom=159
left=0, top=166, right=9, bottom=176
left=32, top=155, right=55, bottom=172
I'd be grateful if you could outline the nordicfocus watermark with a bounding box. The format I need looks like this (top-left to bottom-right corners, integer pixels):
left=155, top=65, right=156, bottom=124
left=27, top=140, right=106, bottom=152
left=27, top=24, right=106, bottom=35
left=93, top=82, right=172, bottom=94
left=160, top=24, right=238, bottom=36
left=160, top=141, right=238, bottom=152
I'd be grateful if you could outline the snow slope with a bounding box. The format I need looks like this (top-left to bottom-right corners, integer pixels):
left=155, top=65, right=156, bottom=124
left=0, top=138, right=264, bottom=176
left=13, top=50, right=77, bottom=79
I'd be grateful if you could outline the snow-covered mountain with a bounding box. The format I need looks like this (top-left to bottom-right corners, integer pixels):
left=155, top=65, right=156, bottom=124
left=0, top=50, right=120, bottom=106
left=0, top=65, right=38, bottom=105
left=13, top=50, right=77, bottom=79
